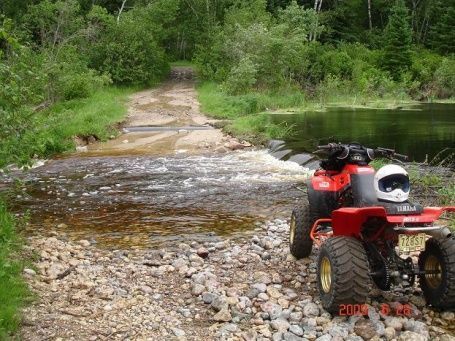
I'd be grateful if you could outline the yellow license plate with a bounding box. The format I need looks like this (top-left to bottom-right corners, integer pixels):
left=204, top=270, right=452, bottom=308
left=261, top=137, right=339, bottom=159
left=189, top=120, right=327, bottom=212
left=398, top=233, right=426, bottom=253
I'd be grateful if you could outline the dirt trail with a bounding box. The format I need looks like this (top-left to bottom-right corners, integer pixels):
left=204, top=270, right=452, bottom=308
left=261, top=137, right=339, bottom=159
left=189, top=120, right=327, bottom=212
left=85, top=67, right=225, bottom=156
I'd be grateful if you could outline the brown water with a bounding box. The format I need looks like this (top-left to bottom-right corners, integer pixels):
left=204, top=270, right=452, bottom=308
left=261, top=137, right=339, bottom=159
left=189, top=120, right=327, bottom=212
left=2, top=151, right=310, bottom=249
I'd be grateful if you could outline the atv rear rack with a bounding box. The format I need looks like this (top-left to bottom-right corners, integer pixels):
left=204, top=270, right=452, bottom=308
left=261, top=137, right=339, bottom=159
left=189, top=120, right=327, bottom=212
left=310, top=208, right=454, bottom=246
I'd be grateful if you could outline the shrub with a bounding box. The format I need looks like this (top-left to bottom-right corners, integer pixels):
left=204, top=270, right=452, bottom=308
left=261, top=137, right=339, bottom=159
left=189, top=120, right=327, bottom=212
left=223, top=57, right=257, bottom=95
left=86, top=4, right=172, bottom=86
left=433, top=58, right=455, bottom=98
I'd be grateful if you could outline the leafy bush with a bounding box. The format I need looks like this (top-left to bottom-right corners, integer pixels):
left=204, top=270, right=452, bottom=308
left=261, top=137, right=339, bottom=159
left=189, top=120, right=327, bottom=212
left=86, top=4, right=172, bottom=86
left=223, top=57, right=257, bottom=95
left=433, top=58, right=455, bottom=98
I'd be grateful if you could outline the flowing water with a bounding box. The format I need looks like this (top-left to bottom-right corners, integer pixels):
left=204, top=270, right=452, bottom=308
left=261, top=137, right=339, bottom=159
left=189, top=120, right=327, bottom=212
left=270, top=103, right=455, bottom=165
left=2, top=151, right=310, bottom=249
left=3, top=103, right=453, bottom=249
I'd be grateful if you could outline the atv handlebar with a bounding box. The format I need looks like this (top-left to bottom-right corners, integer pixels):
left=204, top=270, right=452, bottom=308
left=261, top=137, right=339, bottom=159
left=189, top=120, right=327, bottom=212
left=374, top=147, right=408, bottom=161
left=316, top=143, right=408, bottom=161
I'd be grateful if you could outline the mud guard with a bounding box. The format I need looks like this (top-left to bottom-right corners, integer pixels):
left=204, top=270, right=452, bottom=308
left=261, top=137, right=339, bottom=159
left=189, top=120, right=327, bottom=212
left=331, top=206, right=455, bottom=237
left=306, top=180, right=338, bottom=218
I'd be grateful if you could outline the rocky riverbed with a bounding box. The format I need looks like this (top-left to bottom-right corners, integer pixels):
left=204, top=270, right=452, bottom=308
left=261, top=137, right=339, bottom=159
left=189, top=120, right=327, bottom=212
left=21, top=219, right=455, bottom=341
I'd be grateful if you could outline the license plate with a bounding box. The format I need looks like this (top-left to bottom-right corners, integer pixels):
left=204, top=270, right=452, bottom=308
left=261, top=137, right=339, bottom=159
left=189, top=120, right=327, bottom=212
left=398, top=233, right=426, bottom=253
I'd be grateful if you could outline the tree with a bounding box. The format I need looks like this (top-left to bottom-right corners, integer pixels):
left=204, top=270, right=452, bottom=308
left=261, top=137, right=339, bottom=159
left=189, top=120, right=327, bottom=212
left=382, top=0, right=412, bottom=78
left=428, top=1, right=455, bottom=54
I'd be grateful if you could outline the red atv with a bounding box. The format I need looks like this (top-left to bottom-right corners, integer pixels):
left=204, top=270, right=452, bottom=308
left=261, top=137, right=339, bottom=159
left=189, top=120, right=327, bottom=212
left=289, top=142, right=455, bottom=313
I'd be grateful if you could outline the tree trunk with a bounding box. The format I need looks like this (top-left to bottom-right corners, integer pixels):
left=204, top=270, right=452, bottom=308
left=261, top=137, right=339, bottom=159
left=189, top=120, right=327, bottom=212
left=367, top=0, right=372, bottom=30
left=117, top=0, right=127, bottom=24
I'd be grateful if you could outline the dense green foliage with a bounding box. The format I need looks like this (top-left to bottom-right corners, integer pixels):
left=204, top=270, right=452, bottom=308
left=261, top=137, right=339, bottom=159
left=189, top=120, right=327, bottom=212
left=0, top=200, right=30, bottom=338
left=1, top=0, right=454, bottom=167
left=382, top=0, right=412, bottom=78
left=194, top=0, right=454, bottom=103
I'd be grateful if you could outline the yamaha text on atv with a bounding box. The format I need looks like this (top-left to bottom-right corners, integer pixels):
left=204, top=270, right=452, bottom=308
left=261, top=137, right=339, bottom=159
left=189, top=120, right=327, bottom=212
left=289, top=142, right=455, bottom=313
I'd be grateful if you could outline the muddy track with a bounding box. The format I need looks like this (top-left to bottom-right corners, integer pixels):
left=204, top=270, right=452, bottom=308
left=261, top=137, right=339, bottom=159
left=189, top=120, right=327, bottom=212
left=85, top=67, right=226, bottom=156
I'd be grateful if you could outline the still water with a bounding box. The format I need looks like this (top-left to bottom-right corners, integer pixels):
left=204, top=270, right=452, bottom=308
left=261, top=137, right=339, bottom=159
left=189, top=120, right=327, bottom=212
left=270, top=103, right=455, bottom=163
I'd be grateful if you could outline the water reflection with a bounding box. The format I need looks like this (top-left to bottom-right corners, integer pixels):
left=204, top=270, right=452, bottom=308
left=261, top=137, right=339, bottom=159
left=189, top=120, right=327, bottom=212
left=270, top=103, right=455, bottom=162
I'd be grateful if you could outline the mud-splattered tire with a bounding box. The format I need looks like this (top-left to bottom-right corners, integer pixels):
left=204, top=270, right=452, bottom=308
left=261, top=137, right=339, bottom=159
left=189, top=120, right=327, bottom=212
left=289, top=200, right=313, bottom=259
left=418, top=237, right=455, bottom=310
left=317, top=236, right=371, bottom=314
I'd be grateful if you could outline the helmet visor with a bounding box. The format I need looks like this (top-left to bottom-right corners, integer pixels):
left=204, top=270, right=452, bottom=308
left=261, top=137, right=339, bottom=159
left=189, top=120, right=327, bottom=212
left=378, top=174, right=410, bottom=193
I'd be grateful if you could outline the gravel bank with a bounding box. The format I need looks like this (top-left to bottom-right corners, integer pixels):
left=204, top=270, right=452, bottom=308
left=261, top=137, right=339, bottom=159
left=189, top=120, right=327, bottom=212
left=21, top=219, right=455, bottom=340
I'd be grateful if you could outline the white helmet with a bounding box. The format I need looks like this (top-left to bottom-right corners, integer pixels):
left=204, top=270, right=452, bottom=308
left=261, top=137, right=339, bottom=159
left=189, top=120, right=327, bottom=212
left=374, top=165, right=410, bottom=203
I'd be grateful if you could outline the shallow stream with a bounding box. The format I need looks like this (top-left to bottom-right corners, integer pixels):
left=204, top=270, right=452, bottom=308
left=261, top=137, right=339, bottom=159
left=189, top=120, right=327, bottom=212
left=2, top=151, right=310, bottom=249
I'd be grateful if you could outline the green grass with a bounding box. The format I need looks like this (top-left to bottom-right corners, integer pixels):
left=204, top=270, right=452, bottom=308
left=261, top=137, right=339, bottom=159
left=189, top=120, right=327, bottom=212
left=197, top=81, right=307, bottom=119
left=45, top=86, right=134, bottom=143
left=225, top=114, right=295, bottom=144
left=0, top=86, right=134, bottom=167
left=0, top=200, right=31, bottom=339
left=197, top=81, right=307, bottom=142
left=196, top=81, right=420, bottom=142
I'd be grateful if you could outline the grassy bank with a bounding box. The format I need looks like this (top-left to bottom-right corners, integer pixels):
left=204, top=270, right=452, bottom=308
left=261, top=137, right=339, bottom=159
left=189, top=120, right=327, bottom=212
left=0, top=200, right=30, bottom=338
left=196, top=81, right=420, bottom=143
left=1, top=86, right=133, bottom=168
left=0, top=85, right=134, bottom=335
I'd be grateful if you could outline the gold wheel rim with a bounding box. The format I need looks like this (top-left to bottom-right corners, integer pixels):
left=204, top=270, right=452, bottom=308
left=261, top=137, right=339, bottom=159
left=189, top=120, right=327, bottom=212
left=424, top=255, right=442, bottom=289
left=320, top=256, right=332, bottom=293
left=290, top=215, right=296, bottom=244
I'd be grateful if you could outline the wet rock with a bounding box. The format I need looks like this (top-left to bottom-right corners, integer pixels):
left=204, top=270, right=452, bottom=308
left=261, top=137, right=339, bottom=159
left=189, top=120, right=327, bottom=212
left=271, top=319, right=290, bottom=332
left=289, top=324, right=304, bottom=336
left=211, top=296, right=228, bottom=312
left=398, top=331, right=428, bottom=341
left=241, top=330, right=258, bottom=341
left=78, top=239, right=91, bottom=247
left=267, top=286, right=282, bottom=299
left=303, top=303, right=320, bottom=317
left=139, top=285, right=153, bottom=295
left=23, top=268, right=36, bottom=276
left=196, top=247, right=209, bottom=259
left=284, top=332, right=305, bottom=341
left=441, top=311, right=455, bottom=322
left=246, top=288, right=260, bottom=299
left=289, top=312, right=303, bottom=323
left=253, top=271, right=272, bottom=284
left=354, top=318, right=377, bottom=340
left=252, top=283, right=267, bottom=293
left=273, top=332, right=284, bottom=341
left=261, top=302, right=283, bottom=320
left=47, top=262, right=66, bottom=279
left=384, top=316, right=403, bottom=331
left=191, top=283, right=205, bottom=296
left=171, top=328, right=185, bottom=337
left=257, top=293, right=269, bottom=301
left=384, top=327, right=396, bottom=341
left=328, top=323, right=349, bottom=338
left=403, top=320, right=429, bottom=339
left=213, top=308, right=232, bottom=322
left=76, top=146, right=88, bottom=152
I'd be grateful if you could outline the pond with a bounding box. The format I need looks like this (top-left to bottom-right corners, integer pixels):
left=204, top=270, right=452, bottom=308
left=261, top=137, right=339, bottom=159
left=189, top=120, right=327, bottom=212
left=270, top=103, right=455, bottom=164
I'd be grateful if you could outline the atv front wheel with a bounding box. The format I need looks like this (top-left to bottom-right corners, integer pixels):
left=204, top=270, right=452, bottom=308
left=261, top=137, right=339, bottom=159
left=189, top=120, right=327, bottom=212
left=418, top=237, right=455, bottom=310
left=317, top=236, right=371, bottom=313
left=289, top=201, right=313, bottom=259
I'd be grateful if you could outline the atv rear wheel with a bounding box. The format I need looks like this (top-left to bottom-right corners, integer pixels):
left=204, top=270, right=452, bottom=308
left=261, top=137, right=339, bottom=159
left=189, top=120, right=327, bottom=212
left=418, top=237, right=455, bottom=310
left=289, top=200, right=313, bottom=259
left=317, top=236, right=371, bottom=313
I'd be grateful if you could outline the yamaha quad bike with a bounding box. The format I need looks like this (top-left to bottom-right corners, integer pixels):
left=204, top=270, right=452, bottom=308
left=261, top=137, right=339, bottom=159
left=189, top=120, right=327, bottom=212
left=289, top=142, right=455, bottom=313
